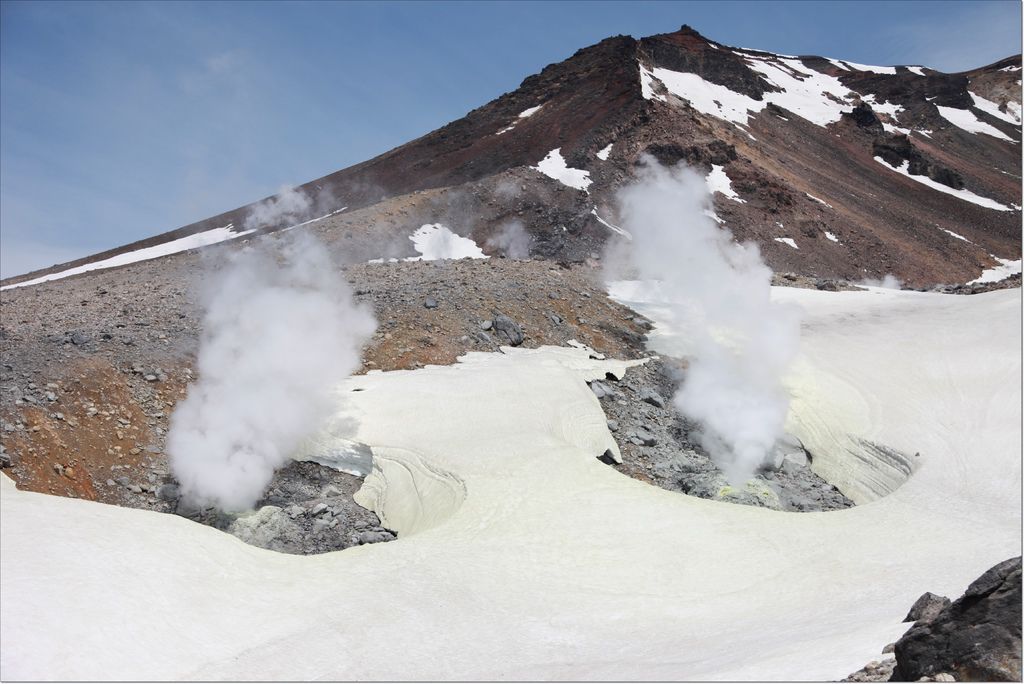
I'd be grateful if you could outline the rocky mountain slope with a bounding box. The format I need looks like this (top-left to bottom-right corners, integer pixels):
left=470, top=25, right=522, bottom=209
left=3, top=26, right=1021, bottom=290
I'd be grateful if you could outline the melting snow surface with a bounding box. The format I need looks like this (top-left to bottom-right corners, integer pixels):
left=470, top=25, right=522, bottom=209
left=774, top=237, right=799, bottom=249
left=596, top=143, right=613, bottom=161
left=0, top=225, right=254, bottom=291
left=999, top=65, right=1022, bottom=72
left=407, top=223, right=487, bottom=261
left=969, top=257, right=1022, bottom=284
left=705, top=165, right=746, bottom=203
left=532, top=148, right=592, bottom=192
left=641, top=56, right=917, bottom=131
left=968, top=92, right=1022, bottom=125
left=2, top=288, right=1020, bottom=681
left=743, top=55, right=857, bottom=126
left=874, top=157, right=1014, bottom=211
left=648, top=65, right=763, bottom=125
left=936, top=105, right=1016, bottom=141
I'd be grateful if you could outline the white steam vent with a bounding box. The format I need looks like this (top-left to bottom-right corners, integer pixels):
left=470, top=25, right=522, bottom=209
left=167, top=232, right=377, bottom=511
left=608, top=158, right=801, bottom=484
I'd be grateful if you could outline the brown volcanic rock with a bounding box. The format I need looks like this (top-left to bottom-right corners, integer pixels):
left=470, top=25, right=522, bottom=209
left=2, top=25, right=1020, bottom=289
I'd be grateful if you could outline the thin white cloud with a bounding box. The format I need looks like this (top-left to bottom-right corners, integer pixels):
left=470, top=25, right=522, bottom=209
left=881, top=2, right=1022, bottom=72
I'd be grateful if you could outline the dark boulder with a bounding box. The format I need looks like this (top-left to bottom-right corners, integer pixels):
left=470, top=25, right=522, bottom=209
left=903, top=592, right=952, bottom=624
left=892, top=557, right=1022, bottom=681
left=492, top=314, right=524, bottom=346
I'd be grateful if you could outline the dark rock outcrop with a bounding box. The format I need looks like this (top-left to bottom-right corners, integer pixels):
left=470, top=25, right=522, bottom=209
left=904, top=592, right=953, bottom=624
left=892, top=557, right=1022, bottom=681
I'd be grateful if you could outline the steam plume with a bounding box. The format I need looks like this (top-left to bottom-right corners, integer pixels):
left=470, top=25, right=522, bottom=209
left=610, top=158, right=800, bottom=483
left=167, top=231, right=376, bottom=511
left=244, top=185, right=314, bottom=231
left=486, top=219, right=531, bottom=259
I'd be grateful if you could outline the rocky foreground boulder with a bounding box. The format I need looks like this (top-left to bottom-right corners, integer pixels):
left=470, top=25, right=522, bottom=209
left=892, top=557, right=1022, bottom=681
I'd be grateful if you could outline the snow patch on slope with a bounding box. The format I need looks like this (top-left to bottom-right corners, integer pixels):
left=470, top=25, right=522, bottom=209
left=532, top=148, right=592, bottom=192
left=0, top=225, right=255, bottom=291
left=805, top=193, right=834, bottom=209
left=591, top=208, right=631, bottom=240
left=705, top=165, right=746, bottom=203
left=874, top=157, right=1014, bottom=211
left=743, top=55, right=857, bottom=126
left=407, top=224, right=488, bottom=261
left=648, top=65, right=763, bottom=125
left=497, top=104, right=544, bottom=135
left=905, top=66, right=927, bottom=76
left=596, top=143, right=613, bottom=161
left=936, top=105, right=1016, bottom=141
left=969, top=256, right=1022, bottom=284
left=968, top=92, right=1022, bottom=125
left=774, top=237, right=799, bottom=249
left=839, top=60, right=897, bottom=75
left=824, top=231, right=842, bottom=244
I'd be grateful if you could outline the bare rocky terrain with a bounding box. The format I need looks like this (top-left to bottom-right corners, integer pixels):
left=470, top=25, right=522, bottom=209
left=0, top=233, right=872, bottom=557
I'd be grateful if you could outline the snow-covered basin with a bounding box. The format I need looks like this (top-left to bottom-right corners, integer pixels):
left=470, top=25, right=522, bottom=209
left=1, top=289, right=1021, bottom=680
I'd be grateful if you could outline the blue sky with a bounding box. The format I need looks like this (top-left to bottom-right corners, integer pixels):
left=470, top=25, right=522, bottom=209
left=1, top=0, right=1021, bottom=278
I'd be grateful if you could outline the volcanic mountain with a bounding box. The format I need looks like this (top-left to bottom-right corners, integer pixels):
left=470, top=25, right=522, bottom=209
left=3, top=25, right=1021, bottom=288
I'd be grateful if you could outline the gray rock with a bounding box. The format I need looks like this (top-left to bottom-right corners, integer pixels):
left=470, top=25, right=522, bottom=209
left=309, top=502, right=329, bottom=516
left=105, top=479, right=115, bottom=486
left=423, top=297, right=438, bottom=309
left=284, top=504, right=305, bottom=519
left=631, top=428, right=656, bottom=447
left=116, top=476, right=131, bottom=486
left=492, top=314, right=524, bottom=346
left=480, top=320, right=492, bottom=331
left=69, top=331, right=90, bottom=346
left=606, top=419, right=619, bottom=432
left=127, top=484, right=143, bottom=494
left=893, top=557, right=1022, bottom=682
left=156, top=483, right=180, bottom=501
left=0, top=451, right=11, bottom=468
left=358, top=530, right=395, bottom=545
left=638, top=388, right=666, bottom=408
left=228, top=506, right=303, bottom=553
left=904, top=592, right=952, bottom=623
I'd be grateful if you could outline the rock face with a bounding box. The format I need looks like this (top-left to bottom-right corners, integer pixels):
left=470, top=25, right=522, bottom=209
left=892, top=557, right=1022, bottom=681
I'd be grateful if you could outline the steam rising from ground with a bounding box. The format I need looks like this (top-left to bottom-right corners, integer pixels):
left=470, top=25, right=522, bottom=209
left=486, top=219, right=531, bottom=258
left=243, top=184, right=341, bottom=232
left=608, top=159, right=800, bottom=483
left=168, top=232, right=376, bottom=511
left=860, top=274, right=902, bottom=289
